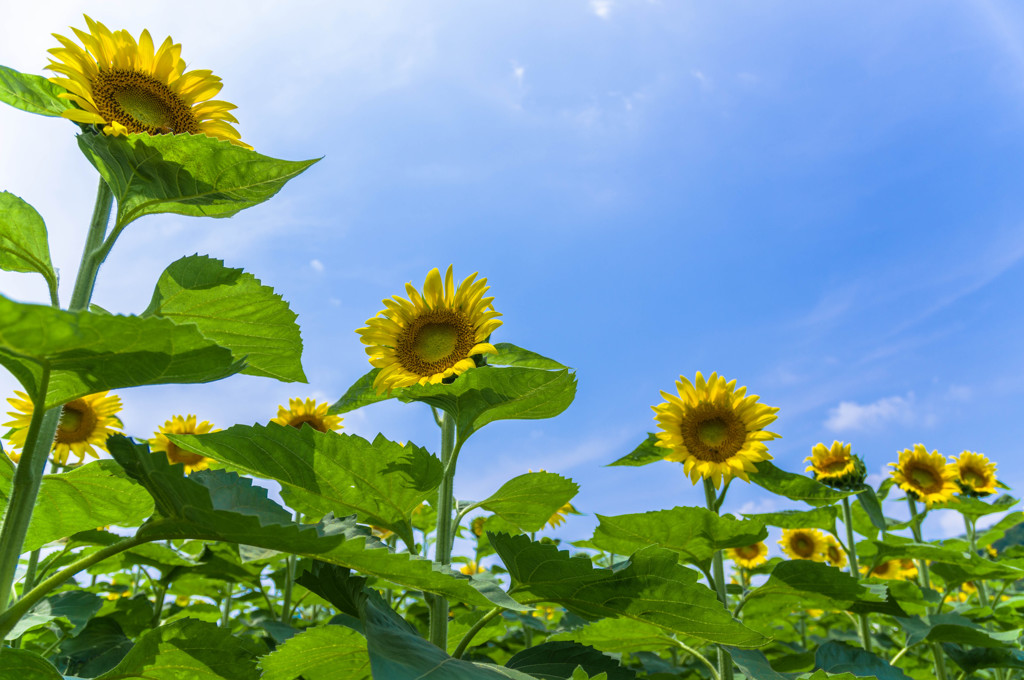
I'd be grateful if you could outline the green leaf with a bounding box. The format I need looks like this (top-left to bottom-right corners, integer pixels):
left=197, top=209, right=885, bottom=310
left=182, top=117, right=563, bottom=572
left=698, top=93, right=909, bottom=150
left=0, top=648, right=63, bottom=679
left=4, top=591, right=102, bottom=640
left=549, top=618, right=671, bottom=654
left=107, top=437, right=520, bottom=611
left=745, top=560, right=904, bottom=616
left=505, top=641, right=635, bottom=680
left=95, top=618, right=265, bottom=680
left=0, top=294, right=243, bottom=408
left=24, top=460, right=155, bottom=551
left=142, top=254, right=305, bottom=382
left=750, top=462, right=854, bottom=507
left=977, top=511, right=1024, bottom=548
left=855, top=487, right=888, bottom=533
left=329, top=368, right=392, bottom=415
left=943, top=643, right=1024, bottom=673
left=0, top=452, right=13, bottom=502
left=591, top=506, right=767, bottom=564
left=489, top=343, right=568, bottom=369
left=478, top=472, right=579, bottom=532
left=0, top=64, right=74, bottom=117
left=896, top=613, right=1021, bottom=648
left=931, top=494, right=1018, bottom=519
left=490, top=532, right=769, bottom=647
left=813, top=641, right=911, bottom=679
left=607, top=433, right=665, bottom=467
left=398, top=366, right=577, bottom=444
left=743, top=507, right=838, bottom=536
left=76, top=132, right=319, bottom=228
left=863, top=536, right=1024, bottom=580
left=60, top=616, right=133, bottom=676
left=168, top=424, right=441, bottom=544
left=727, top=649, right=793, bottom=680
left=0, top=192, right=56, bottom=287
left=258, top=625, right=371, bottom=680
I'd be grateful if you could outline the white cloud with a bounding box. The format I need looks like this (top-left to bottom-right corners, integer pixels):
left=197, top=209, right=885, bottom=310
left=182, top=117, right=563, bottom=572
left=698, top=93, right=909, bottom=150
left=310, top=259, right=324, bottom=272
left=511, top=60, right=525, bottom=87
left=825, top=393, right=915, bottom=432
left=590, top=0, right=613, bottom=19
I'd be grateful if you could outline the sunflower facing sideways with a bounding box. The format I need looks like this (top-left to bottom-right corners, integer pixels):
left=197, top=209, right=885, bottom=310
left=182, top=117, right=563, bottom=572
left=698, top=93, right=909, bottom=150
left=889, top=444, right=959, bottom=507
left=651, top=372, right=780, bottom=489
left=357, top=266, right=502, bottom=394
left=779, top=528, right=828, bottom=562
left=4, top=391, right=123, bottom=465
left=821, top=534, right=847, bottom=569
left=149, top=415, right=217, bottom=474
left=952, top=451, right=998, bottom=497
left=46, top=15, right=246, bottom=146
left=727, top=541, right=769, bottom=569
left=805, top=441, right=866, bottom=490
left=271, top=398, right=343, bottom=433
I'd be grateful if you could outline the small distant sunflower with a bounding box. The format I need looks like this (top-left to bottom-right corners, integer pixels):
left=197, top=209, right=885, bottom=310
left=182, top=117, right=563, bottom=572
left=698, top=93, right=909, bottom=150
left=822, top=535, right=847, bottom=569
left=889, top=444, right=959, bottom=507
left=4, top=390, right=122, bottom=465
left=805, top=441, right=866, bottom=490
left=545, top=502, right=577, bottom=529
left=652, top=372, right=780, bottom=488
left=459, top=561, right=485, bottom=575
left=271, top=398, right=343, bottom=433
left=357, top=266, right=502, bottom=394
left=727, top=542, right=769, bottom=569
left=471, top=516, right=487, bottom=537
left=47, top=15, right=246, bottom=145
left=899, top=558, right=919, bottom=580
left=149, top=415, right=216, bottom=474
left=779, top=529, right=827, bottom=562
left=952, top=451, right=998, bottom=497
left=862, top=559, right=915, bottom=581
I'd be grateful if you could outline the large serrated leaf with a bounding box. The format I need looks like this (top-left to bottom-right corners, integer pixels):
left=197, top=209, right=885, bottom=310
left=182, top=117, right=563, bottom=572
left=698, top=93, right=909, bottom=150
left=591, top=506, right=767, bottom=564
left=896, top=613, right=1022, bottom=648
left=0, top=64, right=74, bottom=117
left=76, top=132, right=318, bottom=228
left=479, top=472, right=579, bottom=532
left=750, top=462, right=855, bottom=506
left=490, top=533, right=768, bottom=647
left=0, top=192, right=56, bottom=287
left=813, top=641, right=911, bottom=679
left=743, top=507, right=838, bottom=536
left=23, top=460, right=155, bottom=551
left=0, top=294, right=243, bottom=408
left=259, top=626, right=371, bottom=680
left=505, top=641, right=635, bottom=680
left=143, top=254, right=304, bottom=382
left=745, top=560, right=904, bottom=616
left=168, top=424, right=441, bottom=545
left=549, top=618, right=673, bottom=654
left=489, top=343, right=568, bottom=369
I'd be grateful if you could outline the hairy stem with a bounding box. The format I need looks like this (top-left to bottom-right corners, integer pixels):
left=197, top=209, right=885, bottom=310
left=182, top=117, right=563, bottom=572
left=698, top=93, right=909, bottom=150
left=841, top=496, right=872, bottom=652
left=907, top=497, right=949, bottom=680
left=704, top=478, right=734, bottom=680
left=428, top=411, right=457, bottom=650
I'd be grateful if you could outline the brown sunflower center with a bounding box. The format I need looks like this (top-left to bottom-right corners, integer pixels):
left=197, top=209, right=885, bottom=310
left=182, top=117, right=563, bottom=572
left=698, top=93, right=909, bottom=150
left=735, top=544, right=761, bottom=559
left=679, top=404, right=747, bottom=463
left=55, top=400, right=98, bottom=444
left=961, top=467, right=987, bottom=488
left=822, top=457, right=851, bottom=474
left=165, top=442, right=206, bottom=467
left=908, top=465, right=942, bottom=493
left=396, top=309, right=476, bottom=377
left=790, top=535, right=816, bottom=558
left=287, top=415, right=328, bottom=433
left=91, top=68, right=198, bottom=135
left=872, top=561, right=893, bottom=577
left=827, top=545, right=842, bottom=563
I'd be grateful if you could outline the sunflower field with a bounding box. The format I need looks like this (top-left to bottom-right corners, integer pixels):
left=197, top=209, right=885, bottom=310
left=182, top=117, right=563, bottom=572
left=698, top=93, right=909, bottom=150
left=3, top=14, right=1024, bottom=680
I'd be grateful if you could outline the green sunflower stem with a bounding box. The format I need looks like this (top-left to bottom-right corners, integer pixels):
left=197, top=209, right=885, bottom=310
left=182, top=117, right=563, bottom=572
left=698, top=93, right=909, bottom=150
left=841, top=496, right=872, bottom=652
left=428, top=411, right=457, bottom=650
left=907, top=497, right=950, bottom=680
left=703, top=478, right=735, bottom=680
left=962, top=513, right=1006, bottom=680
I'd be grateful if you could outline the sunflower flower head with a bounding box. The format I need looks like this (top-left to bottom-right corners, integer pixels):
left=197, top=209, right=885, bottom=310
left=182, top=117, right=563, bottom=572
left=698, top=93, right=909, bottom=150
left=271, top=398, right=343, bottom=433
left=545, top=502, right=578, bottom=530
left=822, top=534, right=847, bottom=569
left=357, top=266, right=502, bottom=394
left=459, top=561, right=485, bottom=575
left=4, top=390, right=123, bottom=465
left=726, top=541, right=769, bottom=569
left=779, top=528, right=827, bottom=562
left=47, top=15, right=247, bottom=146
left=471, top=516, right=487, bottom=537
left=651, top=372, right=780, bottom=489
left=952, top=451, right=998, bottom=498
left=805, top=441, right=866, bottom=491
left=149, top=415, right=217, bottom=474
left=889, top=444, right=959, bottom=507
left=862, top=559, right=917, bottom=581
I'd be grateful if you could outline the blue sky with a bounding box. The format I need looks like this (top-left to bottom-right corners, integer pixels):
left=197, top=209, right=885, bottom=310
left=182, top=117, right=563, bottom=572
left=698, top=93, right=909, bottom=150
left=3, top=1, right=1024, bottom=545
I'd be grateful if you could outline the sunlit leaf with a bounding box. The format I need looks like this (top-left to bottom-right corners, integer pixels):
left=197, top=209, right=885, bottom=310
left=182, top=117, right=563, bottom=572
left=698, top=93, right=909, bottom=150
left=750, top=462, right=854, bottom=507
left=607, top=433, right=664, bottom=467
left=489, top=343, right=568, bottom=369
left=0, top=648, right=63, bottom=679
left=745, top=560, right=904, bottom=616
left=143, top=254, right=305, bottom=382
left=478, top=472, right=579, bottom=532
left=77, top=132, right=319, bottom=228
left=549, top=618, right=672, bottom=654
left=0, top=65, right=73, bottom=117
left=896, top=613, right=1021, bottom=648
left=329, top=368, right=391, bottom=415
left=743, top=507, right=838, bottom=536
left=0, top=192, right=56, bottom=288
left=258, top=626, right=371, bottom=680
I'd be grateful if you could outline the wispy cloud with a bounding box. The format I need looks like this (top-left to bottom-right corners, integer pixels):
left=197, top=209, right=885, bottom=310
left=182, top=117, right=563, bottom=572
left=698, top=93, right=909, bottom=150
left=590, top=0, right=613, bottom=20
left=825, top=393, right=915, bottom=432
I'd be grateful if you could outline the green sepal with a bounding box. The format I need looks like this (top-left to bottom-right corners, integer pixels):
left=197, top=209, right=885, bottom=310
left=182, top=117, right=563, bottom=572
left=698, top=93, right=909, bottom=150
left=0, top=64, right=74, bottom=117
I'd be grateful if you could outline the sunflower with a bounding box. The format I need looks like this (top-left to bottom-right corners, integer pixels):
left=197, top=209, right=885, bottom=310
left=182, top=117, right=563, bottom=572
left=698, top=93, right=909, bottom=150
left=545, top=502, right=577, bottom=529
left=805, top=441, right=866, bottom=490
left=952, top=451, right=998, bottom=497
left=471, top=516, right=487, bottom=537
left=862, top=559, right=915, bottom=581
left=459, top=561, right=485, bottom=575
left=357, top=266, right=502, bottom=394
left=46, top=15, right=246, bottom=146
left=889, top=444, right=959, bottom=507
left=149, top=415, right=217, bottom=474
left=822, top=535, right=847, bottom=569
left=4, top=390, right=123, bottom=465
left=652, top=372, right=779, bottom=488
left=271, top=398, right=343, bottom=433
left=779, top=529, right=828, bottom=561
left=727, top=541, right=769, bottom=569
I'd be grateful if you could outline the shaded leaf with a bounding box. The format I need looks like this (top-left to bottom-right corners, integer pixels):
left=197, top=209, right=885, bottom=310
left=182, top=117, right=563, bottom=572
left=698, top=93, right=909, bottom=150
left=750, top=462, right=854, bottom=507
left=746, top=560, right=904, bottom=616
left=814, top=641, right=911, bottom=679
left=896, top=613, right=1021, bottom=648
left=143, top=254, right=304, bottom=382
left=479, top=472, right=579, bottom=532
left=727, top=648, right=794, bottom=680
left=0, top=64, right=73, bottom=117
left=943, top=643, right=1024, bottom=673
left=0, top=648, right=63, bottom=679
left=59, top=617, right=134, bottom=677
left=0, top=192, right=55, bottom=287
left=4, top=591, right=101, bottom=640
left=930, top=494, right=1018, bottom=519
left=505, top=641, right=635, bottom=680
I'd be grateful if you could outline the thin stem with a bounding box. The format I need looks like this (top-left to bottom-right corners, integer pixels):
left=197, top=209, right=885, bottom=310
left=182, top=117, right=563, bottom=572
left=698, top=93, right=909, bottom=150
left=221, top=582, right=234, bottom=628
left=665, top=637, right=721, bottom=680
left=907, top=497, right=950, bottom=680
left=703, top=478, right=734, bottom=680
left=281, top=510, right=300, bottom=623
left=962, top=513, right=1006, bottom=680
left=428, top=411, right=458, bottom=650
left=841, top=496, right=872, bottom=652
left=891, top=644, right=912, bottom=665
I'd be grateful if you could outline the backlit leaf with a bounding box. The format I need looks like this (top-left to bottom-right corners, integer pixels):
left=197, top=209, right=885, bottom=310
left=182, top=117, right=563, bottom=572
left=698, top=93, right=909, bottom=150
left=479, top=472, right=579, bottom=532
left=751, top=462, right=854, bottom=507
left=258, top=625, right=371, bottom=680
left=0, top=65, right=74, bottom=117
left=0, top=192, right=55, bottom=287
